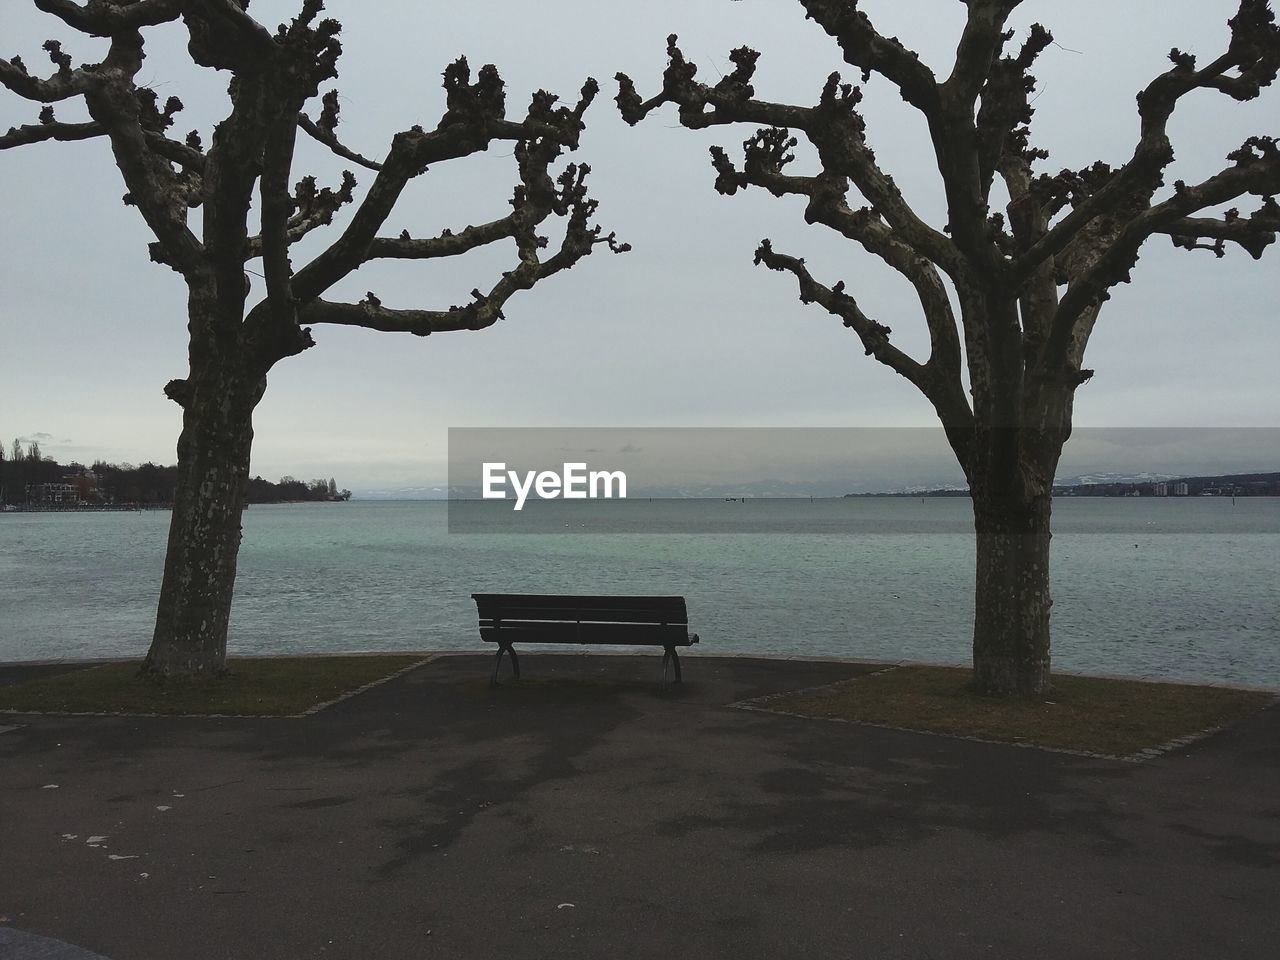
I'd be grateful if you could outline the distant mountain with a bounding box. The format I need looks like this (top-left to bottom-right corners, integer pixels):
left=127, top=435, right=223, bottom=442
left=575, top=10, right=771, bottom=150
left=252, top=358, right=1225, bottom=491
left=1056, top=471, right=1179, bottom=486
left=1054, top=471, right=1280, bottom=497
left=353, top=486, right=449, bottom=500
left=844, top=470, right=1280, bottom=498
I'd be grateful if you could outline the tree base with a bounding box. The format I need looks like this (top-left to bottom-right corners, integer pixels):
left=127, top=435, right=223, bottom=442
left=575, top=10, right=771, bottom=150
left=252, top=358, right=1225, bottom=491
left=971, top=657, right=1052, bottom=699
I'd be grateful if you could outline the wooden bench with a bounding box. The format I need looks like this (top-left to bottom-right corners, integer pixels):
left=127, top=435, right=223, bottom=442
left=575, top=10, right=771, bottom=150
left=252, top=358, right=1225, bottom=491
left=472, top=594, right=699, bottom=688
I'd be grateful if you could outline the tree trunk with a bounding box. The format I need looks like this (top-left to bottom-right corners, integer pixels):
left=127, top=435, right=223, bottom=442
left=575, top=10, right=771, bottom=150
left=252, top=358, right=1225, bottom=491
left=142, top=357, right=265, bottom=678
left=970, top=483, right=1054, bottom=698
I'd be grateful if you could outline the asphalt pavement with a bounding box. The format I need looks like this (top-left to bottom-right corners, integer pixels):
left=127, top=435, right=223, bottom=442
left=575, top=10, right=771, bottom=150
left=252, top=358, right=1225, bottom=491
left=1, top=653, right=1277, bottom=960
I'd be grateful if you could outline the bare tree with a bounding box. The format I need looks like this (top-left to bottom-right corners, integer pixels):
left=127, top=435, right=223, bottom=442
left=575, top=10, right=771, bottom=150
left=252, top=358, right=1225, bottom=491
left=617, top=1, right=1280, bottom=695
left=2, top=0, right=624, bottom=678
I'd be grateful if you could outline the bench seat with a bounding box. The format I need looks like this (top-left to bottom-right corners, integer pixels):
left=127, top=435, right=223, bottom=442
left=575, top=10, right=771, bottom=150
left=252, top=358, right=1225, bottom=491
left=472, top=593, right=699, bottom=687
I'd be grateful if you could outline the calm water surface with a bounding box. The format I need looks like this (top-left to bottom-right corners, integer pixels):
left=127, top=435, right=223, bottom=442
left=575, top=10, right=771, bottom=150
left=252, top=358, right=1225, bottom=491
left=1, top=498, right=1276, bottom=686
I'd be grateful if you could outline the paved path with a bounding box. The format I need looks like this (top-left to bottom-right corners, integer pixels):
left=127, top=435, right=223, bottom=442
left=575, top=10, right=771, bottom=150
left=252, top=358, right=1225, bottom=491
left=1, top=654, right=1277, bottom=959
left=0, top=927, right=111, bottom=959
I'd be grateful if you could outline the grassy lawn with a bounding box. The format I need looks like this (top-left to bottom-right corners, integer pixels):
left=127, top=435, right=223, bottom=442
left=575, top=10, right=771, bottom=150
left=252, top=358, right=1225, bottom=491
left=755, top=665, right=1276, bottom=758
left=0, top=654, right=425, bottom=716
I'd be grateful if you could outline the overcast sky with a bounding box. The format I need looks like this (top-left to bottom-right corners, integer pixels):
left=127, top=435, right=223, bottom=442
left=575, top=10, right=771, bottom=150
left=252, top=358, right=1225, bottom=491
left=2, top=1, right=1277, bottom=494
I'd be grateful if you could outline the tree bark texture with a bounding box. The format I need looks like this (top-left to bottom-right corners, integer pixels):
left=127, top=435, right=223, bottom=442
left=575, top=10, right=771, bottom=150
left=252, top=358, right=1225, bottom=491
left=970, top=483, right=1053, bottom=697
left=143, top=347, right=264, bottom=678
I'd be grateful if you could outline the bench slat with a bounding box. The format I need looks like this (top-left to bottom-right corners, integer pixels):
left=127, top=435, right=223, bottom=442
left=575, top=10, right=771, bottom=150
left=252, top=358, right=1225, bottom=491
left=478, top=607, right=687, bottom=625
left=479, top=622, right=694, bottom=647
left=473, top=594, right=687, bottom=625
left=473, top=594, right=688, bottom=606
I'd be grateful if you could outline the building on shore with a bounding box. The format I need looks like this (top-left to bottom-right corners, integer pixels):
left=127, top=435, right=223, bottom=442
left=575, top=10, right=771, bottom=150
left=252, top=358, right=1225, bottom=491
left=26, top=470, right=100, bottom=506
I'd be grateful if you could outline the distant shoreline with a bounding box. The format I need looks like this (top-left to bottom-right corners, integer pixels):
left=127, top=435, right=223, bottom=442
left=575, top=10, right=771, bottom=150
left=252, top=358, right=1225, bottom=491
left=1, top=499, right=351, bottom=514
left=845, top=470, right=1280, bottom=499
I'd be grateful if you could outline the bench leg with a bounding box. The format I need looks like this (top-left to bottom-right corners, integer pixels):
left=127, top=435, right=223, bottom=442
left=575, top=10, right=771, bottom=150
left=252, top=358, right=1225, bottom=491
left=661, top=647, right=682, bottom=688
left=491, top=642, right=520, bottom=686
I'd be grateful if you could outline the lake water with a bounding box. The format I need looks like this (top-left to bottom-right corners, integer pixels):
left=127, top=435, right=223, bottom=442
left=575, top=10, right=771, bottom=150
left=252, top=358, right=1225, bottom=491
left=1, top=498, right=1277, bottom=687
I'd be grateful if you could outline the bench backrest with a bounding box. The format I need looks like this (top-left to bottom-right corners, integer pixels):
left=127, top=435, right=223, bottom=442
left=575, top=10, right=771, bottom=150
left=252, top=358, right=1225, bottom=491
left=472, top=594, right=688, bottom=626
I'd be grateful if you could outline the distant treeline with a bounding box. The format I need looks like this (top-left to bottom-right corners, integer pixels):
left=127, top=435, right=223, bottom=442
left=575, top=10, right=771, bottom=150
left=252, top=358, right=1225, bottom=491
left=0, top=439, right=350, bottom=507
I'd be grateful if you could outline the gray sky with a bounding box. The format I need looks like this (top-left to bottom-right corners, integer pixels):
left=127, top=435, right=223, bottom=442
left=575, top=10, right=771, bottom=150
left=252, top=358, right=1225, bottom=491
left=2, top=1, right=1277, bottom=494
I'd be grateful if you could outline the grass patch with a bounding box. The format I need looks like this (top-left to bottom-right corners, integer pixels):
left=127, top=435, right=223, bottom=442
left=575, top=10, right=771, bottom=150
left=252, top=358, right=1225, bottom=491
left=0, top=654, right=425, bottom=716
left=758, top=665, right=1275, bottom=757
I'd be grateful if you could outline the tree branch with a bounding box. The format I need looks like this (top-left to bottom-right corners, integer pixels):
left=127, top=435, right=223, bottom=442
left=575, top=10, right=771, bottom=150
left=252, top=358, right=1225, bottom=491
left=935, top=4, right=1029, bottom=256
left=366, top=216, right=520, bottom=261
left=242, top=58, right=619, bottom=368
left=297, top=151, right=623, bottom=340
left=298, top=189, right=621, bottom=338
left=617, top=38, right=961, bottom=275
left=299, top=294, right=498, bottom=336
left=709, top=134, right=967, bottom=390
left=1042, top=136, right=1280, bottom=372
left=246, top=172, right=356, bottom=259
left=0, top=115, right=102, bottom=149
left=1163, top=198, right=1280, bottom=259
left=797, top=0, right=941, bottom=112
left=32, top=0, right=188, bottom=35
left=78, top=32, right=204, bottom=274
left=260, top=105, right=302, bottom=325
left=32, top=0, right=187, bottom=37
left=180, top=0, right=276, bottom=70
left=1014, top=0, right=1280, bottom=282
left=973, top=24, right=1058, bottom=350
left=0, top=115, right=206, bottom=191
left=145, top=128, right=205, bottom=171
left=292, top=61, right=599, bottom=303
left=753, top=239, right=928, bottom=389
left=977, top=24, right=1052, bottom=205
left=297, top=115, right=381, bottom=171
left=297, top=88, right=382, bottom=171
left=946, top=1, right=1023, bottom=106
left=0, top=42, right=95, bottom=102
